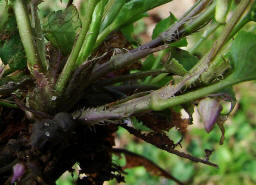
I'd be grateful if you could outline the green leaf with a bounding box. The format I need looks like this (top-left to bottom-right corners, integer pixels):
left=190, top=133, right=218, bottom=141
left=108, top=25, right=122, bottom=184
left=229, top=31, right=256, bottom=82
left=121, top=23, right=138, bottom=45
left=171, top=48, right=198, bottom=71
left=164, top=58, right=188, bottom=76
left=141, top=54, right=156, bottom=71
left=113, top=0, right=173, bottom=27
left=152, top=14, right=176, bottom=39
left=170, top=39, right=188, bottom=47
left=42, top=5, right=81, bottom=55
left=0, top=16, right=26, bottom=72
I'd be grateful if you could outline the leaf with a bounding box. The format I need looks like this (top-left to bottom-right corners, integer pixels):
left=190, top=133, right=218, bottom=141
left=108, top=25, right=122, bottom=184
left=229, top=31, right=256, bottom=82
left=42, top=5, right=81, bottom=55
left=170, top=38, right=188, bottom=47
left=152, top=13, right=176, bottom=39
left=170, top=48, right=198, bottom=71
left=164, top=58, right=188, bottom=76
left=0, top=16, right=26, bottom=73
left=141, top=54, right=156, bottom=71
left=120, top=24, right=138, bottom=45
left=113, top=148, right=184, bottom=184
left=113, top=0, right=173, bottom=27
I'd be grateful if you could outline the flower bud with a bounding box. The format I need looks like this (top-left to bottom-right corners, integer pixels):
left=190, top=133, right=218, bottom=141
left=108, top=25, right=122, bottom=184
left=11, top=163, right=25, bottom=184
left=198, top=98, right=222, bottom=133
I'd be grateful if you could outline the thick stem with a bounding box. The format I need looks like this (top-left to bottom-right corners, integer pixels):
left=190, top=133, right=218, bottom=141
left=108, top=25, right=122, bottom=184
left=55, top=0, right=99, bottom=94
left=13, top=0, right=42, bottom=74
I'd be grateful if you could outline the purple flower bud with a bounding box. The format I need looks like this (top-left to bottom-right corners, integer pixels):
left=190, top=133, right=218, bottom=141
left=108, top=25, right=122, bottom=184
left=198, top=98, right=222, bottom=133
left=11, top=163, right=25, bottom=184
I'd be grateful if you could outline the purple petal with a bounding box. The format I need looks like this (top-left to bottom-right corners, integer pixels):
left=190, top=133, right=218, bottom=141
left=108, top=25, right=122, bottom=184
left=11, top=163, right=25, bottom=184
left=198, top=98, right=222, bottom=133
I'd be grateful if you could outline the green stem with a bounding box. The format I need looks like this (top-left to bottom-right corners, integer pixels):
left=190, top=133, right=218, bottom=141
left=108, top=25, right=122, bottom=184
left=13, top=0, right=42, bottom=74
left=55, top=0, right=99, bottom=94
left=184, top=1, right=216, bottom=34
left=76, top=0, right=105, bottom=66
left=190, top=22, right=221, bottom=54
left=150, top=76, right=236, bottom=111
